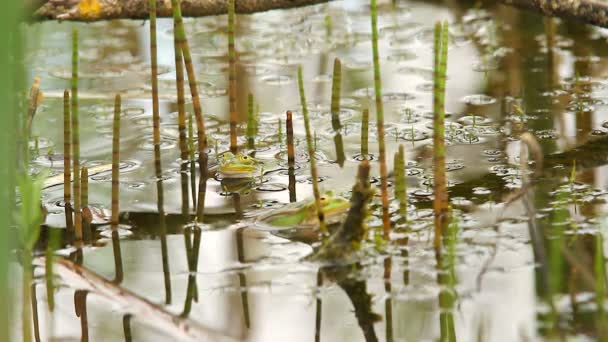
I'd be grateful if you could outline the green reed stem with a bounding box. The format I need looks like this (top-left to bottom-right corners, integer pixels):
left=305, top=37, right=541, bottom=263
left=246, top=93, right=255, bottom=149
left=111, top=94, right=121, bottom=229
left=595, top=233, right=606, bottom=335
left=149, top=0, right=163, bottom=180
left=278, top=118, right=283, bottom=145
left=228, top=0, right=238, bottom=153
left=71, top=28, right=82, bottom=242
left=432, top=21, right=449, bottom=252
left=297, top=65, right=327, bottom=235
left=371, top=0, right=391, bottom=239
left=331, top=58, right=342, bottom=131
left=63, top=90, right=73, bottom=231
left=361, top=108, right=369, bottom=156
left=394, top=144, right=407, bottom=220
left=172, top=0, right=208, bottom=221
left=286, top=111, right=296, bottom=202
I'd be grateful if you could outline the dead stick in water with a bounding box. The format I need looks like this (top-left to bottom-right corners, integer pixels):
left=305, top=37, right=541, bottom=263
left=228, top=0, right=238, bottom=153
left=297, top=65, right=327, bottom=235
left=71, top=28, right=82, bottom=242
left=370, top=0, right=390, bottom=239
left=63, top=89, right=73, bottom=231
left=286, top=110, right=296, bottom=202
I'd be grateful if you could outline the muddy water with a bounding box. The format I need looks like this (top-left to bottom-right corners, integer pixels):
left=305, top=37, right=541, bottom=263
left=23, top=0, right=608, bottom=341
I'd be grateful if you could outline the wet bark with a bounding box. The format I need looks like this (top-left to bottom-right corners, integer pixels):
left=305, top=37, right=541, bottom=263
left=34, top=0, right=334, bottom=21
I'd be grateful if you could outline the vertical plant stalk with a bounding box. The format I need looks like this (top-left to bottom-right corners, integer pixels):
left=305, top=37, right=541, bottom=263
left=370, top=0, right=391, bottom=239
left=151, top=0, right=172, bottom=304
left=394, top=144, right=407, bottom=220
left=228, top=0, right=238, bottom=153
left=172, top=0, right=209, bottom=221
left=63, top=90, right=73, bottom=231
left=314, top=271, right=323, bottom=342
left=297, top=66, right=326, bottom=235
left=330, top=58, right=342, bottom=131
left=361, top=108, right=369, bottom=156
left=71, top=28, right=82, bottom=242
left=45, top=229, right=61, bottom=312
left=246, top=93, right=255, bottom=150
left=171, top=11, right=190, bottom=216
left=432, top=21, right=449, bottom=252
left=81, top=167, right=91, bottom=242
left=595, top=233, right=607, bottom=336
left=384, top=257, right=393, bottom=342
left=286, top=111, right=296, bottom=203
left=111, top=95, right=121, bottom=228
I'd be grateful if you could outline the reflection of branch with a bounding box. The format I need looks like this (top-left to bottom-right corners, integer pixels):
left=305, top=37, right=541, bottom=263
left=34, top=0, right=334, bottom=21
left=40, top=257, right=239, bottom=342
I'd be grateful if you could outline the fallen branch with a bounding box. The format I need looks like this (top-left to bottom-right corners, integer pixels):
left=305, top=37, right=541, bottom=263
left=34, top=0, right=334, bottom=21
left=496, top=0, right=608, bottom=28
left=35, top=257, right=240, bottom=342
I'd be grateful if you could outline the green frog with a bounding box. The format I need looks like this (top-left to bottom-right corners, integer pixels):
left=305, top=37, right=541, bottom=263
left=257, top=191, right=350, bottom=229
left=218, top=152, right=261, bottom=179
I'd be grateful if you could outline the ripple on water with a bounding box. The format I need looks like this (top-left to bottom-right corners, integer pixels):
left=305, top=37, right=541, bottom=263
left=260, top=74, right=294, bottom=86
left=461, top=94, right=497, bottom=106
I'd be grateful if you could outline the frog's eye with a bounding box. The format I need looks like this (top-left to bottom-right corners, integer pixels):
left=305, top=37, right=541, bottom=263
left=320, top=196, right=328, bottom=204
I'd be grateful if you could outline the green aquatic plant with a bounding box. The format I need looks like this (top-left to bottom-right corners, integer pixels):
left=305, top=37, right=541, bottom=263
left=371, top=0, right=391, bottom=239
left=63, top=90, right=73, bottom=231
left=286, top=111, right=296, bottom=202
left=361, top=108, right=369, bottom=157
left=111, top=94, right=121, bottom=228
left=331, top=58, right=342, bottom=131
left=433, top=21, right=449, bottom=252
left=298, top=65, right=327, bottom=235
left=393, top=144, right=407, bottom=221
left=246, top=93, right=256, bottom=149
left=228, top=0, right=238, bottom=153
left=81, top=167, right=90, bottom=242
left=595, top=232, right=607, bottom=337
left=17, top=171, right=46, bottom=342
left=71, top=28, right=82, bottom=242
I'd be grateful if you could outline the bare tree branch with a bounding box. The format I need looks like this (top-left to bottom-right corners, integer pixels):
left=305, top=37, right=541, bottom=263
left=496, top=0, right=608, bottom=27
left=34, top=0, right=334, bottom=21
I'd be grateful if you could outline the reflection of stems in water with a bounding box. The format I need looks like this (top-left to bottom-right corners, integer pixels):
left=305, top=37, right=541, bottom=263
left=436, top=211, right=458, bottom=342
left=361, top=108, right=369, bottom=157
left=594, top=233, right=607, bottom=337
left=333, top=133, right=345, bottom=167
left=71, top=28, right=82, bottom=242
left=286, top=111, right=296, bottom=202
left=31, top=283, right=41, bottom=342
left=315, top=270, right=323, bottom=342
left=277, top=118, right=283, bottom=145
left=81, top=167, right=91, bottom=242
left=236, top=228, right=250, bottom=328
left=297, top=65, right=327, bottom=235
left=123, top=314, right=133, bottom=342
left=181, top=228, right=201, bottom=317
left=433, top=21, right=449, bottom=253
left=63, top=90, right=73, bottom=232
left=384, top=257, right=393, bottom=342
left=112, top=230, right=124, bottom=284
left=172, top=0, right=209, bottom=222
left=370, top=0, right=390, bottom=239
left=74, top=290, right=89, bottom=342
left=246, top=93, right=255, bottom=149
left=228, top=0, right=238, bottom=153
left=45, top=228, right=61, bottom=312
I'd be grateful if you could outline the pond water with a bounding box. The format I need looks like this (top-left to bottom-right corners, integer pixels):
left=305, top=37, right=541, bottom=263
left=21, top=0, right=608, bottom=341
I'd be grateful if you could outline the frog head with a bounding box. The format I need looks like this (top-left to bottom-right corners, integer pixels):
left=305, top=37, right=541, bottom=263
left=219, top=152, right=262, bottom=178
left=264, top=191, right=350, bottom=228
